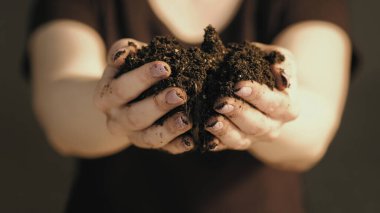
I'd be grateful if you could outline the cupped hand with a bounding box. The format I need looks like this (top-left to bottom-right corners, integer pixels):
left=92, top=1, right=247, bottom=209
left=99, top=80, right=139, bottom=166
left=205, top=43, right=299, bottom=151
left=94, top=39, right=194, bottom=154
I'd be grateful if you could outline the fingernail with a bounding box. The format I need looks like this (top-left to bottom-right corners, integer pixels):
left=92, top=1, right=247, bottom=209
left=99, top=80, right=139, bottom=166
left=234, top=86, right=252, bottom=97
left=214, top=102, right=234, bottom=114
left=280, top=72, right=289, bottom=88
left=175, top=114, right=189, bottom=129
left=206, top=120, right=223, bottom=131
left=182, top=136, right=193, bottom=149
left=166, top=89, right=185, bottom=104
left=277, top=69, right=290, bottom=91
left=281, top=74, right=289, bottom=87
left=113, top=48, right=127, bottom=62
left=207, top=140, right=218, bottom=150
left=127, top=41, right=137, bottom=48
left=150, top=63, right=170, bottom=78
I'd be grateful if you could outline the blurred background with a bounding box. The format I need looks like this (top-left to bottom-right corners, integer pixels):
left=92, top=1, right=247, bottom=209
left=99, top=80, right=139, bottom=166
left=1, top=0, right=379, bottom=212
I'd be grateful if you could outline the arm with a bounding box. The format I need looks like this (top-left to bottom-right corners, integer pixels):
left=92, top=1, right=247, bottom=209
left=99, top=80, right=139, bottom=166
left=29, top=20, right=128, bottom=157
left=29, top=20, right=193, bottom=158
left=205, top=21, right=351, bottom=172
left=250, top=21, right=351, bottom=171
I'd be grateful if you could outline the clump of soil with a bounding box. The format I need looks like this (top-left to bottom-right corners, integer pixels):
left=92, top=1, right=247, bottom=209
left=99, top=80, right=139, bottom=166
left=115, top=25, right=284, bottom=151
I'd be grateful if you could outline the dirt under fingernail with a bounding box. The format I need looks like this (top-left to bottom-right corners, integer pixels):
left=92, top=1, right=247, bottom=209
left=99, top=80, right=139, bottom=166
left=206, top=120, right=218, bottom=128
left=113, top=49, right=126, bottom=62
left=182, top=136, right=193, bottom=147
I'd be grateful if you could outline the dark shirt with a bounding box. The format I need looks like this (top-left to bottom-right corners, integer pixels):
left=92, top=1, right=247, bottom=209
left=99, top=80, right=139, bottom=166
left=27, top=0, right=352, bottom=212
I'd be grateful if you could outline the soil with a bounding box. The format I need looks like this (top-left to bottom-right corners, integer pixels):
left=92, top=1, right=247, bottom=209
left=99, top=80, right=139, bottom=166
left=115, top=25, right=284, bottom=151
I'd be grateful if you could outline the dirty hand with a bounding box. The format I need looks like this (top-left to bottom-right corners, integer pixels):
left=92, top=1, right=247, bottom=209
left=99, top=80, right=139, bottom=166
left=205, top=43, right=299, bottom=151
left=94, top=39, right=194, bottom=154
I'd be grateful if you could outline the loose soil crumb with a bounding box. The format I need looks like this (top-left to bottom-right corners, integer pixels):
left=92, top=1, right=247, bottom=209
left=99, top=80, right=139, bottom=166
left=115, top=25, right=284, bottom=151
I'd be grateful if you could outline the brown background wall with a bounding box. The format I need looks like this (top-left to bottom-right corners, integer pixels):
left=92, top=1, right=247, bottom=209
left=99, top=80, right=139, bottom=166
left=0, top=0, right=379, bottom=212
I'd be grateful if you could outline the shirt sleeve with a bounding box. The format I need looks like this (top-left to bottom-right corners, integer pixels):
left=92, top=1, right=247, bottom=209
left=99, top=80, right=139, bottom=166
left=23, top=0, right=102, bottom=79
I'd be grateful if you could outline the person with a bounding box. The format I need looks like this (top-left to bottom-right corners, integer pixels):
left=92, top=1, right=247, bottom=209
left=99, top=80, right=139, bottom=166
left=26, top=0, right=353, bottom=212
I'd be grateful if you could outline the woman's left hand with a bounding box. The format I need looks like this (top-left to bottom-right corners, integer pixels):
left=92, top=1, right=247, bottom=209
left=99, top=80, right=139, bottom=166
left=205, top=43, right=300, bottom=151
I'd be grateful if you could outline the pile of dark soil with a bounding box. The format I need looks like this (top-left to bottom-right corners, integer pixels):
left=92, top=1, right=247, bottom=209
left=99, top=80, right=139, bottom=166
left=115, top=25, right=284, bottom=151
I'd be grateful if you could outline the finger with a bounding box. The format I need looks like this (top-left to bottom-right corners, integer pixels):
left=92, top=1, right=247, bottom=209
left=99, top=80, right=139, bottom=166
left=214, top=97, right=281, bottom=136
left=97, top=61, right=171, bottom=110
left=117, top=87, right=187, bottom=131
left=160, top=135, right=194, bottom=154
left=207, top=137, right=228, bottom=152
left=252, top=42, right=297, bottom=92
left=234, top=81, right=298, bottom=121
left=205, top=116, right=251, bottom=150
left=107, top=38, right=146, bottom=68
left=133, top=112, right=192, bottom=149
left=94, top=65, right=119, bottom=111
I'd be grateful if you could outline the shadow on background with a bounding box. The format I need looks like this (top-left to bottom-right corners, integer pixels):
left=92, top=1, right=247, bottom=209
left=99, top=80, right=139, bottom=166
left=0, top=0, right=379, bottom=212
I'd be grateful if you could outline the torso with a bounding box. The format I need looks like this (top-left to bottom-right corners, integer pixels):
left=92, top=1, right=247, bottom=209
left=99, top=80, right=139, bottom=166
left=148, top=0, right=243, bottom=43
left=66, top=1, right=304, bottom=212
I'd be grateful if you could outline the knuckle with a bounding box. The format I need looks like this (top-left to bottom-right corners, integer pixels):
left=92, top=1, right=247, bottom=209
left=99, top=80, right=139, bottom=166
left=94, top=81, right=113, bottom=111
left=247, top=115, right=269, bottom=135
left=137, top=64, right=155, bottom=84
left=267, top=104, right=277, bottom=114
left=267, top=100, right=282, bottom=114
left=152, top=93, right=168, bottom=112
left=112, top=81, right=128, bottom=100
left=284, top=104, right=300, bottom=121
left=267, top=130, right=281, bottom=141
left=247, top=122, right=270, bottom=136
left=214, top=131, right=226, bottom=138
left=106, top=119, right=124, bottom=136
left=123, top=108, right=145, bottom=131
left=139, top=130, right=166, bottom=149
left=93, top=95, right=107, bottom=112
left=277, top=97, right=288, bottom=109
left=126, top=115, right=144, bottom=131
left=232, top=138, right=251, bottom=150
left=140, top=133, right=155, bottom=148
left=244, top=126, right=261, bottom=135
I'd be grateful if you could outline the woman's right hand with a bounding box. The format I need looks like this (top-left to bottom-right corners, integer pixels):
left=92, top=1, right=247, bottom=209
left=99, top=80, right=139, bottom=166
left=94, top=39, right=194, bottom=154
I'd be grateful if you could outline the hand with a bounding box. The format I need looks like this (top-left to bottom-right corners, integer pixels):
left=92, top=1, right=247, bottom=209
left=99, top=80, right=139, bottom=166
left=205, top=43, right=299, bottom=151
left=94, top=39, right=194, bottom=154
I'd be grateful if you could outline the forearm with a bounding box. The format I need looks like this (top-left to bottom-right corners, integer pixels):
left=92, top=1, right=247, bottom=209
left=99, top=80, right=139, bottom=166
left=33, top=77, right=130, bottom=158
left=249, top=21, right=351, bottom=171
left=249, top=88, right=340, bottom=171
left=29, top=21, right=131, bottom=158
